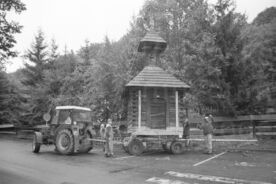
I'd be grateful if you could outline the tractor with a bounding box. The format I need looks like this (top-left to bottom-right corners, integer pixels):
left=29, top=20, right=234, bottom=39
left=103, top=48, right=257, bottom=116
left=32, top=106, right=96, bottom=155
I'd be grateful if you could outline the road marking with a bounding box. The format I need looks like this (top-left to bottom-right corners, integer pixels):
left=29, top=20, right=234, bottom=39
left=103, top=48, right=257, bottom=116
left=235, top=162, right=255, bottom=167
left=115, top=156, right=135, bottom=160
left=146, top=177, right=190, bottom=184
left=193, top=151, right=227, bottom=166
left=165, top=171, right=273, bottom=184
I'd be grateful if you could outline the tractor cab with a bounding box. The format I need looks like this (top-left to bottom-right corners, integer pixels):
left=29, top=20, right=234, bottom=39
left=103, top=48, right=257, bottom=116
left=51, top=106, right=92, bottom=125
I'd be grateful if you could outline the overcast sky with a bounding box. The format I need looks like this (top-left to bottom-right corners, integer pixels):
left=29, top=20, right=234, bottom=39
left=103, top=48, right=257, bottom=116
left=5, top=0, right=276, bottom=73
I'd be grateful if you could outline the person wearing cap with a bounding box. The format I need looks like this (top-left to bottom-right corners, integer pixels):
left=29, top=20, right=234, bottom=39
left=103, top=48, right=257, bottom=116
left=199, top=114, right=214, bottom=154
left=104, top=118, right=114, bottom=157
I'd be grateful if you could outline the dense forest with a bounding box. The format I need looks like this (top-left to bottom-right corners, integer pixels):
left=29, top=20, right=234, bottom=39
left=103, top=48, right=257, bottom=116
left=1, top=0, right=276, bottom=126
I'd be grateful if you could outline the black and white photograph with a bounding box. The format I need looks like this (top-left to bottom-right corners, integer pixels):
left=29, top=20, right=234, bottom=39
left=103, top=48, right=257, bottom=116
left=0, top=0, right=276, bottom=183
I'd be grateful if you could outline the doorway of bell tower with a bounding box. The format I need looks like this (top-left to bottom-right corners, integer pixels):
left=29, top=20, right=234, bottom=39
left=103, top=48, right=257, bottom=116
left=150, top=98, right=166, bottom=129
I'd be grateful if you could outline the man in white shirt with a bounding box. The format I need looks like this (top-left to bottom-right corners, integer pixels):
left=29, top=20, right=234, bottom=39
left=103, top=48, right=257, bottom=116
left=105, top=118, right=114, bottom=157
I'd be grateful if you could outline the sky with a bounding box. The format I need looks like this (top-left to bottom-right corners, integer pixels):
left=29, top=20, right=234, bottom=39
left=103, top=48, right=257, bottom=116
left=5, top=0, right=276, bottom=73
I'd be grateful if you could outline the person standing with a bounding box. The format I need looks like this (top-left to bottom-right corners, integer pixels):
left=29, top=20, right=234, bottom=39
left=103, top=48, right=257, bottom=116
left=199, top=114, right=214, bottom=154
left=100, top=123, right=106, bottom=152
left=105, top=118, right=114, bottom=157
left=182, top=118, right=190, bottom=139
left=182, top=118, right=190, bottom=146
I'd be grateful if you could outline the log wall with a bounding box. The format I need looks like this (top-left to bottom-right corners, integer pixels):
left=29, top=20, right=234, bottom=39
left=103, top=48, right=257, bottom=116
left=127, top=87, right=188, bottom=129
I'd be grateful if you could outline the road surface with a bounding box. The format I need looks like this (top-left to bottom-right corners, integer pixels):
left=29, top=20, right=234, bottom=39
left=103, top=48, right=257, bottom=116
left=0, top=135, right=275, bottom=184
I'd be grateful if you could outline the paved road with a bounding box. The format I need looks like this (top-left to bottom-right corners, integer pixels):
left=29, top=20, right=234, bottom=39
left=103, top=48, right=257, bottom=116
left=0, top=135, right=275, bottom=184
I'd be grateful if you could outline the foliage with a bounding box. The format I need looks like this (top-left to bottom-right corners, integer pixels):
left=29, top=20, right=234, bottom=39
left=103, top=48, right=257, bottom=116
left=20, top=30, right=50, bottom=124
left=0, top=0, right=26, bottom=68
left=239, top=11, right=276, bottom=113
left=253, top=7, right=276, bottom=26
left=0, top=71, right=24, bottom=124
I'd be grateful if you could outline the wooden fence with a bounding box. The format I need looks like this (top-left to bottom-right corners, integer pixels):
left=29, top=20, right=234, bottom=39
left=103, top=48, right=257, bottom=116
left=189, top=114, right=276, bottom=138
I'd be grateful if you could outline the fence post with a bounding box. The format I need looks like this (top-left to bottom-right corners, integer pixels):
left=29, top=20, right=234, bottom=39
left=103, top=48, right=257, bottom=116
left=250, top=115, right=256, bottom=138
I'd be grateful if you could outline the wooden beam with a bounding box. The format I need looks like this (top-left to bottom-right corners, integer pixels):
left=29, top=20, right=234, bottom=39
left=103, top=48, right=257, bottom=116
left=178, top=138, right=258, bottom=142
left=87, top=138, right=122, bottom=145
left=189, top=114, right=276, bottom=124
left=175, top=90, right=179, bottom=128
left=214, top=114, right=276, bottom=122
left=138, top=90, right=141, bottom=129
left=165, top=88, right=169, bottom=128
left=0, top=124, right=14, bottom=129
left=146, top=87, right=150, bottom=128
left=256, top=132, right=276, bottom=135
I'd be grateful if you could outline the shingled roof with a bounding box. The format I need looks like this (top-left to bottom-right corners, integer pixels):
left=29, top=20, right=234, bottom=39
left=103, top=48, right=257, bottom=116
left=138, top=30, right=167, bottom=52
left=126, top=66, right=190, bottom=88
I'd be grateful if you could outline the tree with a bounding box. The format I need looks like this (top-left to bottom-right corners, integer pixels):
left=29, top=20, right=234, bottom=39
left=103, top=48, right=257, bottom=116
left=0, top=0, right=26, bottom=68
left=78, top=39, right=92, bottom=65
left=48, top=39, right=59, bottom=66
left=21, top=30, right=49, bottom=124
left=0, top=71, right=24, bottom=125
left=209, top=0, right=247, bottom=114
left=22, top=30, right=48, bottom=86
left=239, top=8, right=276, bottom=113
left=253, top=7, right=276, bottom=26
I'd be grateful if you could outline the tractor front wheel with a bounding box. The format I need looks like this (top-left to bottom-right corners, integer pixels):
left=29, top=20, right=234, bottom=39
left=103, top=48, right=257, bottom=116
left=55, top=129, right=74, bottom=155
left=32, top=134, right=41, bottom=153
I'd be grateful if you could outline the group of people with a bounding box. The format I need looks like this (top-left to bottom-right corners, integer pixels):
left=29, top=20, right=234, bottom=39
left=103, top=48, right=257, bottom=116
left=99, top=118, right=114, bottom=157
left=182, top=114, right=214, bottom=154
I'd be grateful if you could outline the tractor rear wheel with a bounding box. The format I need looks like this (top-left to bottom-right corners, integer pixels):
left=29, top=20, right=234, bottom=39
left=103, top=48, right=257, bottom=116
left=128, top=139, right=144, bottom=156
left=32, top=134, right=41, bottom=153
left=55, top=129, right=74, bottom=155
left=170, top=141, right=183, bottom=154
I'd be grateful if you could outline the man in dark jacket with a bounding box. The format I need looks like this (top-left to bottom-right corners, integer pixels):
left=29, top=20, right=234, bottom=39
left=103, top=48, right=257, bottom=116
left=199, top=114, right=214, bottom=154
left=182, top=118, right=190, bottom=147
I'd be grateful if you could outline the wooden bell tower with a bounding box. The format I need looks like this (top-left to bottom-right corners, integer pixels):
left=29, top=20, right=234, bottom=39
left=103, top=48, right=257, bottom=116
left=125, top=22, right=190, bottom=136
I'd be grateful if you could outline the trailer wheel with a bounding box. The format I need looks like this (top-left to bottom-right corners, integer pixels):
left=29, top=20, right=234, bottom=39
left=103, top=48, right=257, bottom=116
left=55, top=129, right=74, bottom=155
left=32, top=134, right=41, bottom=153
left=128, top=139, right=144, bottom=156
left=170, top=141, right=183, bottom=154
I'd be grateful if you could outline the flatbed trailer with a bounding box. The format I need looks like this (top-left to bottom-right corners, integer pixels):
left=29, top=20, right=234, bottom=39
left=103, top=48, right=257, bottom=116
left=88, top=136, right=258, bottom=156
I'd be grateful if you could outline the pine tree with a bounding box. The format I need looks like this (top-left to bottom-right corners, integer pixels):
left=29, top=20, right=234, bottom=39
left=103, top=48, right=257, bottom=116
left=22, top=30, right=48, bottom=86
left=21, top=30, right=49, bottom=124
left=48, top=39, right=59, bottom=67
